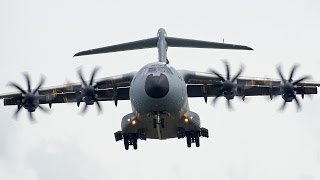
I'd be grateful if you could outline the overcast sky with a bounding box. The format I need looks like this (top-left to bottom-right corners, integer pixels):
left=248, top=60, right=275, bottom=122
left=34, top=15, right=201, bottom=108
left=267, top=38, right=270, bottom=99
left=1, top=0, right=320, bottom=180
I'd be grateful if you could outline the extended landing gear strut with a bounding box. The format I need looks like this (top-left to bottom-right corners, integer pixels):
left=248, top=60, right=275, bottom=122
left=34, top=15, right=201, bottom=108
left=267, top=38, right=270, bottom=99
left=177, top=127, right=209, bottom=148
left=114, top=129, right=146, bottom=150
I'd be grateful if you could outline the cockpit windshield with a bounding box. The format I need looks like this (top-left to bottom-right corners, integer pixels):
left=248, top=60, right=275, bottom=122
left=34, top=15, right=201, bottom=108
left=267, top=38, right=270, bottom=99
left=145, top=65, right=173, bottom=75
left=147, top=66, right=165, bottom=74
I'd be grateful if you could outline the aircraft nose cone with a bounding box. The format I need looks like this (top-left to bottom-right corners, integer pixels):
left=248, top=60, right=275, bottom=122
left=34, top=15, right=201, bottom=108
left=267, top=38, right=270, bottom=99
left=145, top=74, right=169, bottom=98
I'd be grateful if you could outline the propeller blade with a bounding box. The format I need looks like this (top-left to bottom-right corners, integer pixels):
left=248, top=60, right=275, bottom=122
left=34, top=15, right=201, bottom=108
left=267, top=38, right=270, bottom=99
left=77, top=69, right=88, bottom=87
left=292, top=76, right=310, bottom=85
left=212, top=88, right=224, bottom=104
left=89, top=67, right=100, bottom=86
left=8, top=82, right=27, bottom=94
left=277, top=65, right=311, bottom=110
left=95, top=101, right=102, bottom=113
left=29, top=111, right=35, bottom=122
left=32, top=76, right=45, bottom=94
left=277, top=66, right=286, bottom=83
left=231, top=65, right=244, bottom=83
left=279, top=101, right=287, bottom=111
left=289, top=64, right=299, bottom=82
left=226, top=99, right=233, bottom=109
left=224, top=61, right=230, bottom=80
left=210, top=61, right=244, bottom=109
left=209, top=69, right=225, bottom=82
left=294, top=96, right=301, bottom=110
left=9, top=73, right=51, bottom=122
left=23, top=73, right=32, bottom=92
left=13, top=101, right=26, bottom=118
left=212, top=96, right=220, bottom=105
left=38, top=105, right=49, bottom=113
left=81, top=104, right=88, bottom=114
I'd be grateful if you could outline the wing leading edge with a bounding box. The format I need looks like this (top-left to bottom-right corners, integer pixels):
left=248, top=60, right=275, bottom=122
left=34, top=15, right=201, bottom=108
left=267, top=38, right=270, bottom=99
left=179, top=70, right=319, bottom=99
left=0, top=72, right=136, bottom=107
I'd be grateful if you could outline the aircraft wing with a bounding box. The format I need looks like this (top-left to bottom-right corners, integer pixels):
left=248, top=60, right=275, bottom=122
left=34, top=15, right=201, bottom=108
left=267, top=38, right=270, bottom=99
left=178, top=70, right=320, bottom=99
left=0, top=72, right=136, bottom=107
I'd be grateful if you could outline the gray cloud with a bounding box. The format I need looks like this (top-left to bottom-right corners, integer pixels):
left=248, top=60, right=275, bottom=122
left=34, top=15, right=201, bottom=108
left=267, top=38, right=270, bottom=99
left=26, top=140, right=109, bottom=180
left=0, top=109, right=20, bottom=163
left=299, top=174, right=314, bottom=180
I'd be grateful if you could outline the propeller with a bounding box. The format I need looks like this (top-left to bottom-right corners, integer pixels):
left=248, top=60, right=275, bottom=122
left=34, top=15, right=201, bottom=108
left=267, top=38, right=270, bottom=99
left=8, top=73, right=48, bottom=121
left=76, top=67, right=102, bottom=114
left=276, top=64, right=310, bottom=111
left=209, top=61, right=244, bottom=109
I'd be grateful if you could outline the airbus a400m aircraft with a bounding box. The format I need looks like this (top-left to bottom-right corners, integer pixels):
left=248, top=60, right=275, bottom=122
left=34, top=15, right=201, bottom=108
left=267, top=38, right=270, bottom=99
left=1, top=28, right=319, bottom=150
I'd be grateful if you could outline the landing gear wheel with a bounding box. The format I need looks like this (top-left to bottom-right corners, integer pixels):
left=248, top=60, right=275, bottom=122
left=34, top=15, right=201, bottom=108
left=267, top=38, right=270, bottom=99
left=114, top=131, right=123, bottom=141
left=200, top=128, right=209, bottom=138
left=195, top=134, right=200, bottom=147
left=124, top=138, right=129, bottom=150
left=133, top=139, right=138, bottom=150
left=186, top=134, right=192, bottom=148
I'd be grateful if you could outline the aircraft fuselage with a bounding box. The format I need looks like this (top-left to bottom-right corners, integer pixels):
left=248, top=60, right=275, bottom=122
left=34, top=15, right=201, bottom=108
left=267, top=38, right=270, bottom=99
left=121, top=62, right=201, bottom=139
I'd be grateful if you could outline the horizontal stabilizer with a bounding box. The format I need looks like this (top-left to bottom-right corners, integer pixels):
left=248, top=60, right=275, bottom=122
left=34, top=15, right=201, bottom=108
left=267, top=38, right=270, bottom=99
left=74, top=37, right=158, bottom=57
left=166, top=37, right=253, bottom=50
left=74, top=36, right=253, bottom=57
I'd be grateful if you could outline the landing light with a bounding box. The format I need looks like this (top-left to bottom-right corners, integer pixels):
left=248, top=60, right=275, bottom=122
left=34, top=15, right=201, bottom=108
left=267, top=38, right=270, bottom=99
left=131, top=120, right=137, bottom=125
left=184, top=118, right=189, bottom=123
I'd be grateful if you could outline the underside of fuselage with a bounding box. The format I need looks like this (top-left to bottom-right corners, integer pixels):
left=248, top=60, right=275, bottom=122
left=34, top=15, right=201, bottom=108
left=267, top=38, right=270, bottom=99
left=113, top=62, right=209, bottom=150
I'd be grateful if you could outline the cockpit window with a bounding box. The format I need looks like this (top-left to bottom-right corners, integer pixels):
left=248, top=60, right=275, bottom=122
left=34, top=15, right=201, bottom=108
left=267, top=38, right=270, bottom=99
left=148, top=67, right=157, bottom=73
left=147, top=66, right=165, bottom=73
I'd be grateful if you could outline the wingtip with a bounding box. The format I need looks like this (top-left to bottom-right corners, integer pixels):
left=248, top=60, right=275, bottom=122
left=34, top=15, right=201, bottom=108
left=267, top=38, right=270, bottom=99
left=74, top=51, right=91, bottom=57
left=73, top=49, right=99, bottom=57
left=245, top=46, right=254, bottom=50
left=73, top=52, right=82, bottom=57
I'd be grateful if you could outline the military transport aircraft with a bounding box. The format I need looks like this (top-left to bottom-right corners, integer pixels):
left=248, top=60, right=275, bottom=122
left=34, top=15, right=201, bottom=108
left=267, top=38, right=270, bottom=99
left=1, top=28, right=320, bottom=150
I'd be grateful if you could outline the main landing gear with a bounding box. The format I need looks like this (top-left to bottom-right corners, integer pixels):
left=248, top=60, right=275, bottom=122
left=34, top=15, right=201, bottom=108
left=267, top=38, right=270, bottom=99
left=114, top=129, right=146, bottom=150
left=177, top=127, right=209, bottom=148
